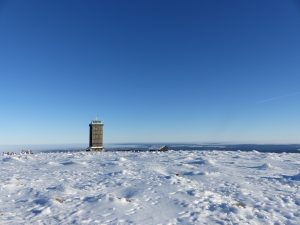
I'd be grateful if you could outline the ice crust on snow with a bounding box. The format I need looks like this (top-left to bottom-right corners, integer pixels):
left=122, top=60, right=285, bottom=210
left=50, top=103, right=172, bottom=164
left=0, top=150, right=299, bottom=224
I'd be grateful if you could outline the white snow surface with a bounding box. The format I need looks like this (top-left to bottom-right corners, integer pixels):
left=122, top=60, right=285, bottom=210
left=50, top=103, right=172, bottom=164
left=0, top=150, right=299, bottom=225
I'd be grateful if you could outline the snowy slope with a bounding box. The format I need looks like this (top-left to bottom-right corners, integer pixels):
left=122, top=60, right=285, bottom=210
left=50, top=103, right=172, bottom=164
left=0, top=150, right=299, bottom=225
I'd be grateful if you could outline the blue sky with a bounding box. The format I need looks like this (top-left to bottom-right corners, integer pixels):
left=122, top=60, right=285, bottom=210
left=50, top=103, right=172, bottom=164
left=0, top=0, right=300, bottom=145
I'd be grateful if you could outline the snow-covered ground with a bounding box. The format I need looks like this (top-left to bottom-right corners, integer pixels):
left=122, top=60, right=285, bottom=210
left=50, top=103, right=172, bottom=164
left=0, top=150, right=299, bottom=225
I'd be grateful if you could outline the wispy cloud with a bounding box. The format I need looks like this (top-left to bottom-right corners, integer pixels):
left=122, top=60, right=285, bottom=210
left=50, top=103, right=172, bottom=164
left=257, top=91, right=300, bottom=104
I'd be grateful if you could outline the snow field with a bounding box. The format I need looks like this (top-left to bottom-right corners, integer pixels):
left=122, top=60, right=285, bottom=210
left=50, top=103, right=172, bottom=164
left=0, top=150, right=299, bottom=224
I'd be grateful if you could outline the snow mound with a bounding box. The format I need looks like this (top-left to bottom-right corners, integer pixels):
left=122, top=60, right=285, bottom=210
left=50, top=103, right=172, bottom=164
left=258, top=163, right=273, bottom=170
left=186, top=157, right=215, bottom=166
left=283, top=172, right=300, bottom=181
left=291, top=173, right=300, bottom=181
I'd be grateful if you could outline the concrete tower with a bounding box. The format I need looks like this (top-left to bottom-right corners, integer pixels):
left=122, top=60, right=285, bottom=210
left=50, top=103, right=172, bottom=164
left=88, top=119, right=104, bottom=151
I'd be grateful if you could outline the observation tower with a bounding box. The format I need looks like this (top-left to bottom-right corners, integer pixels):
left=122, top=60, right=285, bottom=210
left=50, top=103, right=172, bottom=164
left=87, top=119, right=104, bottom=151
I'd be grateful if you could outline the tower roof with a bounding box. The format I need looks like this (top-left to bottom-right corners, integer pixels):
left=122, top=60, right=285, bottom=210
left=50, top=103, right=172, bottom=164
left=90, top=120, right=103, bottom=125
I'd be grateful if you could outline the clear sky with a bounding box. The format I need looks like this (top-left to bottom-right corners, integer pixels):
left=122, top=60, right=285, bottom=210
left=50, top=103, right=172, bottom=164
left=0, top=0, right=300, bottom=145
